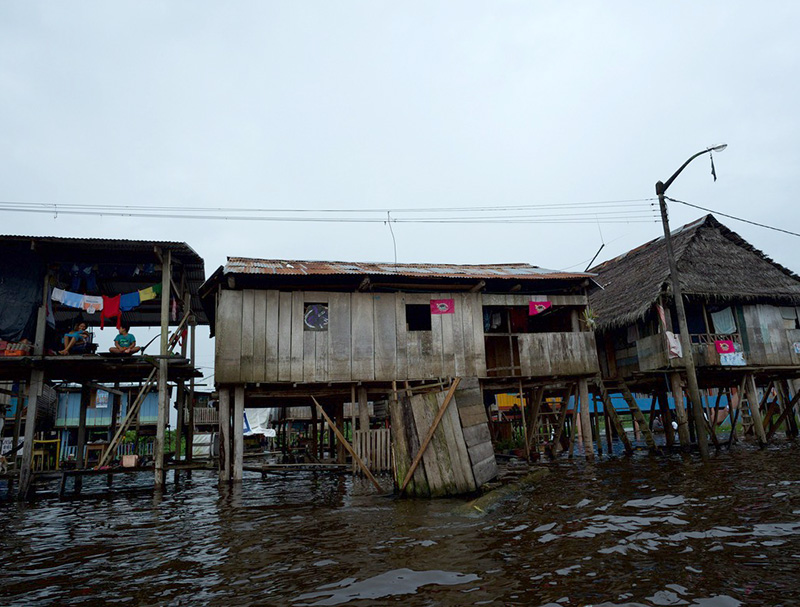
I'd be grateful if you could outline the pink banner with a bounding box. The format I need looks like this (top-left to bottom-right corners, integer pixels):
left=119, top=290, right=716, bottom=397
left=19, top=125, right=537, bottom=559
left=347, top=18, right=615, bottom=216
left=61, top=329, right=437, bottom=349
left=430, top=299, right=455, bottom=314
left=529, top=301, right=552, bottom=316
left=714, top=339, right=735, bottom=354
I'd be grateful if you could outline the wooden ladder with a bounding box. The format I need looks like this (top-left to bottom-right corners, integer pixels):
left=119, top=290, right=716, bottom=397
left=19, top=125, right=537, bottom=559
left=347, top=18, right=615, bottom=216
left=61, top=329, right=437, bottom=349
left=595, top=377, right=634, bottom=455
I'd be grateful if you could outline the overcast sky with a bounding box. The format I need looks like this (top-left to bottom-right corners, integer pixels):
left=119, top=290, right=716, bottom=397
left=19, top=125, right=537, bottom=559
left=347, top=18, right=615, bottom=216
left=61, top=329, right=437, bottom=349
left=2, top=2, right=799, bottom=385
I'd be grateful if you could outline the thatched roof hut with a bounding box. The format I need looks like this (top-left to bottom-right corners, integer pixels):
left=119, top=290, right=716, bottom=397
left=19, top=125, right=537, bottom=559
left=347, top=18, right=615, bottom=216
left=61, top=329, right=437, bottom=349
left=589, top=215, right=800, bottom=331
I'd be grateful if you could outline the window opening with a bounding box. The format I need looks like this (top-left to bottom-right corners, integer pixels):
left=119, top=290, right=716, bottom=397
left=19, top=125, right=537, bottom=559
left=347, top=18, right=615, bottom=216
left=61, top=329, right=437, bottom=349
left=406, top=304, right=432, bottom=331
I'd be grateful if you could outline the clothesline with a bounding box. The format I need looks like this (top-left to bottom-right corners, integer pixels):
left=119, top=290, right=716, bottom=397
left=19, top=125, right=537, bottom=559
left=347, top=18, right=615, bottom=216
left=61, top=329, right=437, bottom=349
left=51, top=283, right=163, bottom=330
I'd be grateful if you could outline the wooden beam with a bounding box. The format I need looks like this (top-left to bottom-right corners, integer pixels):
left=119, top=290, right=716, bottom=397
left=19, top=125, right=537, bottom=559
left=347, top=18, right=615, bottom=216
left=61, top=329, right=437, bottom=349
left=218, top=387, right=231, bottom=482
left=400, top=377, right=462, bottom=494
left=311, top=396, right=382, bottom=492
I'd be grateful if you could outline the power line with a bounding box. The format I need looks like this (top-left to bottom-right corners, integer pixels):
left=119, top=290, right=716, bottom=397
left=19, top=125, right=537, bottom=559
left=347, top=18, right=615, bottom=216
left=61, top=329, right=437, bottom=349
left=666, top=197, right=800, bottom=238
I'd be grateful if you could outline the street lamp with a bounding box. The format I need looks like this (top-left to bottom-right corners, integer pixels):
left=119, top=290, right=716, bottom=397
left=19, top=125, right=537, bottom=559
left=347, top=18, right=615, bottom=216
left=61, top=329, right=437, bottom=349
left=656, top=144, right=726, bottom=460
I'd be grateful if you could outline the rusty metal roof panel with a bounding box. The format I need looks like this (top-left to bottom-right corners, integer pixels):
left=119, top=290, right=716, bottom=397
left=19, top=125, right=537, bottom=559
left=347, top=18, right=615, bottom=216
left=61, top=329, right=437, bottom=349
left=224, top=258, right=594, bottom=280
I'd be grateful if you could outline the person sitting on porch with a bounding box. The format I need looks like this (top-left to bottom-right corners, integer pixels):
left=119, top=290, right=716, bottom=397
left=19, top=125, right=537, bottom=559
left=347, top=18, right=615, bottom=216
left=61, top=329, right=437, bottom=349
left=110, top=325, right=140, bottom=354
left=59, top=322, right=89, bottom=355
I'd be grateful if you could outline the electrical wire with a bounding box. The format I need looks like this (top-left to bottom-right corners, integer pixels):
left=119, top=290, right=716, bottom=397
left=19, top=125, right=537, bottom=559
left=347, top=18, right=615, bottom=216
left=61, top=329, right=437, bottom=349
left=666, top=197, right=800, bottom=238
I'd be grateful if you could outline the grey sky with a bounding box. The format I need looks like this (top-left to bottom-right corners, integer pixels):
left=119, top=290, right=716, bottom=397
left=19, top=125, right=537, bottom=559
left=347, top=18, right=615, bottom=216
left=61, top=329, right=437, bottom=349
left=2, top=2, right=799, bottom=385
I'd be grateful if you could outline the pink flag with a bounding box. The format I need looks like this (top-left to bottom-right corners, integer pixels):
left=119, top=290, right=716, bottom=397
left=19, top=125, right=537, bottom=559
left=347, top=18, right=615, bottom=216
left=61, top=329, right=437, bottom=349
left=715, top=339, right=735, bottom=354
left=430, top=299, right=455, bottom=314
left=529, top=301, right=552, bottom=316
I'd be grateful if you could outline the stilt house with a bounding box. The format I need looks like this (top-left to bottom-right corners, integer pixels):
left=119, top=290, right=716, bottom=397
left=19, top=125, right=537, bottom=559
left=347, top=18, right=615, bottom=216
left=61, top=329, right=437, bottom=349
left=201, top=258, right=601, bottom=496
left=589, top=215, right=800, bottom=447
left=0, top=236, right=207, bottom=498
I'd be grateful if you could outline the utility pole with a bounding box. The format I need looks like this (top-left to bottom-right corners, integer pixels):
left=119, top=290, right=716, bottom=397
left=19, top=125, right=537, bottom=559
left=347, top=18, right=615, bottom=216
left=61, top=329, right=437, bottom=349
left=655, top=144, right=727, bottom=460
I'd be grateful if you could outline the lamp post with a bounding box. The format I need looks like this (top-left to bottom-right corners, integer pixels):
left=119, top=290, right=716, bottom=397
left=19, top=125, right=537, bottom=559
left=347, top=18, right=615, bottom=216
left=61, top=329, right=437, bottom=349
left=656, top=144, right=727, bottom=460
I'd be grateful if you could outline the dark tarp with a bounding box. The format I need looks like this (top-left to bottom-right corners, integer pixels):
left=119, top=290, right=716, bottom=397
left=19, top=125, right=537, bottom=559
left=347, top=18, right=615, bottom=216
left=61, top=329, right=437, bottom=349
left=0, top=245, right=44, bottom=342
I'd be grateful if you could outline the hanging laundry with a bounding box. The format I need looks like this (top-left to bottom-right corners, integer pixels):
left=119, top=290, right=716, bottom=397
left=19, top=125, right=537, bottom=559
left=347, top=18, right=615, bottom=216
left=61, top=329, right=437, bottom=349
left=101, top=294, right=121, bottom=330
left=665, top=331, right=682, bottom=358
left=52, top=288, right=85, bottom=309
left=430, top=299, right=454, bottom=314
left=119, top=291, right=140, bottom=312
left=138, top=283, right=162, bottom=302
left=69, top=263, right=98, bottom=292
left=529, top=301, right=552, bottom=316
left=81, top=295, right=103, bottom=314
left=45, top=285, right=55, bottom=329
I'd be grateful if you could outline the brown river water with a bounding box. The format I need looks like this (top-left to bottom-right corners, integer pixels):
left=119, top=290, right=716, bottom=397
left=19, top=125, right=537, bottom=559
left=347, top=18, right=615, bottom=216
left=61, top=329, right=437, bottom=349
left=2, top=443, right=800, bottom=606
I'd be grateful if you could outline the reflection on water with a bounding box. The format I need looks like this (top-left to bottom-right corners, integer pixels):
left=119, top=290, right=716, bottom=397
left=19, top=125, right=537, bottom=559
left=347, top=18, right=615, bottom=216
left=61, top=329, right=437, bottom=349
left=1, top=443, right=800, bottom=606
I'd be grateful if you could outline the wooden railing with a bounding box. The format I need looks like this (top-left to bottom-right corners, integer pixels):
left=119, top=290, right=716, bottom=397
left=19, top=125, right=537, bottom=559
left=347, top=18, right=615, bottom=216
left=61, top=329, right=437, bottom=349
left=353, top=428, right=392, bottom=473
left=193, top=407, right=219, bottom=425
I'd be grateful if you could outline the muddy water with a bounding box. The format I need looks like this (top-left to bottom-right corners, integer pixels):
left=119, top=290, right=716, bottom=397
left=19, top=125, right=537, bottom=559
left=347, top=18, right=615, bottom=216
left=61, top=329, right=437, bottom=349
left=2, top=444, right=800, bottom=606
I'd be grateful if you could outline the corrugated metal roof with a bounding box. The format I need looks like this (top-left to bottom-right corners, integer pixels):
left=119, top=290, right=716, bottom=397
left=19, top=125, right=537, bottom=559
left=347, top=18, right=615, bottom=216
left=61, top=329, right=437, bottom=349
left=224, top=258, right=594, bottom=280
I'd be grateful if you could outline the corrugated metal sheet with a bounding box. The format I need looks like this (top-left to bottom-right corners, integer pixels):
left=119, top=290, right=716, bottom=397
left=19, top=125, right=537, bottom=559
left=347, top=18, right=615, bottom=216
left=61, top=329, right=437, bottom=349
left=224, top=258, right=594, bottom=280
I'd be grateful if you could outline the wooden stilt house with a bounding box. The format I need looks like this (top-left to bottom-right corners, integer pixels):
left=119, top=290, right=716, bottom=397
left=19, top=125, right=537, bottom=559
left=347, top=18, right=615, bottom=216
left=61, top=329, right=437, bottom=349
left=589, top=215, right=800, bottom=448
left=201, top=258, right=601, bottom=496
left=0, top=236, right=207, bottom=498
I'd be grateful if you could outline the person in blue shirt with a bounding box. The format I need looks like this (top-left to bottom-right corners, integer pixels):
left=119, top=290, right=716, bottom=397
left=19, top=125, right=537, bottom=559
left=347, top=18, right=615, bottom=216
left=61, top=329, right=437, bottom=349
left=59, top=322, right=90, bottom=355
left=110, top=325, right=140, bottom=354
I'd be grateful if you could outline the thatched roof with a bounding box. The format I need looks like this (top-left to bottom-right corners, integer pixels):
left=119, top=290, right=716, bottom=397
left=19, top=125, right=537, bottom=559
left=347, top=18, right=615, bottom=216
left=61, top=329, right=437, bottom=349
left=588, top=215, right=800, bottom=331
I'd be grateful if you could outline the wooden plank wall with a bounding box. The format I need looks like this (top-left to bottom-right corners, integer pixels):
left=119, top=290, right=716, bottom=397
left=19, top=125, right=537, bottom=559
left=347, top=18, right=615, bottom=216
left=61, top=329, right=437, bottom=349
left=743, top=304, right=793, bottom=366
left=518, top=332, right=600, bottom=376
left=215, top=289, right=588, bottom=384
left=454, top=377, right=498, bottom=487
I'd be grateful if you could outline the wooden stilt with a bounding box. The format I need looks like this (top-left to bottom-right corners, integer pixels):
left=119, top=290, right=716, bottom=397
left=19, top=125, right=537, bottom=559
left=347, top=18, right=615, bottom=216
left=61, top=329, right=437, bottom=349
left=658, top=391, right=674, bottom=448
left=18, top=371, right=45, bottom=499
left=526, top=387, right=544, bottom=453
left=518, top=380, right=530, bottom=461
left=350, top=384, right=357, bottom=472
left=619, top=382, right=656, bottom=451
left=767, top=385, right=800, bottom=441
left=154, top=248, right=172, bottom=491
left=232, top=385, right=244, bottom=481
left=593, top=394, right=603, bottom=456
left=173, top=381, right=185, bottom=484
left=109, top=385, right=121, bottom=487
left=186, top=320, right=196, bottom=478
left=596, top=380, right=634, bottom=455
left=74, top=384, right=90, bottom=495
left=358, top=386, right=370, bottom=470
left=669, top=372, right=691, bottom=449
left=218, top=387, right=231, bottom=482
left=335, top=400, right=345, bottom=463
left=578, top=378, right=594, bottom=459
left=603, top=391, right=613, bottom=452
left=310, top=399, right=319, bottom=460
left=549, top=384, right=574, bottom=458
left=744, top=373, right=767, bottom=446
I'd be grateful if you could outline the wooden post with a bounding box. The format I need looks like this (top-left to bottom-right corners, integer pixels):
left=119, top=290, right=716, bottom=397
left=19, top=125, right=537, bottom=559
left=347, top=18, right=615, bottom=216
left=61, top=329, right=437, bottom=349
left=108, top=384, right=121, bottom=487
left=658, top=391, right=674, bottom=448
left=18, top=372, right=44, bottom=499
left=526, top=387, right=544, bottom=453
left=233, top=385, right=244, bottom=481
left=578, top=378, right=594, bottom=460
left=335, top=400, right=345, bottom=463
left=518, top=381, right=530, bottom=461
left=549, top=385, right=573, bottom=457
left=310, top=400, right=319, bottom=459
left=358, top=386, right=369, bottom=470
left=73, top=384, right=90, bottom=495
left=186, top=320, right=196, bottom=476
left=173, top=382, right=185, bottom=484
left=593, top=394, right=603, bottom=456
left=669, top=373, right=691, bottom=449
left=17, top=276, right=48, bottom=499
left=154, top=248, right=171, bottom=490
left=744, top=373, right=767, bottom=446
left=11, top=382, right=24, bottom=471
left=350, top=384, right=357, bottom=472
left=218, top=387, right=231, bottom=482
